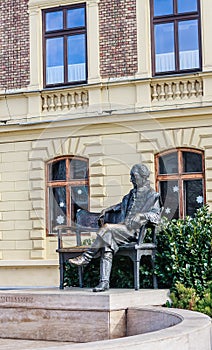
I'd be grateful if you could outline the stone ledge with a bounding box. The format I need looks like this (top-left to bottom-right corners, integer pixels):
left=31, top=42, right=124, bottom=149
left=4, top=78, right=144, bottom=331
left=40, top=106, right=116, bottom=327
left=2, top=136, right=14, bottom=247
left=0, top=288, right=170, bottom=311
left=0, top=260, right=58, bottom=267
left=0, top=288, right=169, bottom=342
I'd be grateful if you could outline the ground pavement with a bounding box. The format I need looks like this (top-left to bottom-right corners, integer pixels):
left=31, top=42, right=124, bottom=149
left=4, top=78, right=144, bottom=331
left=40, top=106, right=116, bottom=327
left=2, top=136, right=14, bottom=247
left=0, top=339, right=73, bottom=350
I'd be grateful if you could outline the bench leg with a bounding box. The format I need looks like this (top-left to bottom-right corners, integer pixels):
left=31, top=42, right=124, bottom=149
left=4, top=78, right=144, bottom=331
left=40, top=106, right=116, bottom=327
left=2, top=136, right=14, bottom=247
left=78, top=266, right=84, bottom=288
left=151, top=255, right=158, bottom=289
left=134, top=260, right=140, bottom=290
left=59, top=254, right=64, bottom=290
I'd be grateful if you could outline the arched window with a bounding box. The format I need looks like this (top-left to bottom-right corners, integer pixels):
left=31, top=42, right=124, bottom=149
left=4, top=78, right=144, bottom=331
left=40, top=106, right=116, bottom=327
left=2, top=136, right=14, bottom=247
left=155, top=148, right=205, bottom=219
left=46, top=156, right=89, bottom=234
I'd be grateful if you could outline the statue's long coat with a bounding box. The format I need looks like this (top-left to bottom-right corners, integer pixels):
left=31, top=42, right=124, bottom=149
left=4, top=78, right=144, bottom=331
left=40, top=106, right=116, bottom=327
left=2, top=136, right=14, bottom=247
left=96, top=185, right=162, bottom=253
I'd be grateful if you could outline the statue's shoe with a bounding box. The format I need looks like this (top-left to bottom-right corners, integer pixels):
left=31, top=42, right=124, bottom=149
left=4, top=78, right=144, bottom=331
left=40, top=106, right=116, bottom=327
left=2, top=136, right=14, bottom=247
left=93, top=281, right=109, bottom=292
left=69, top=255, right=89, bottom=266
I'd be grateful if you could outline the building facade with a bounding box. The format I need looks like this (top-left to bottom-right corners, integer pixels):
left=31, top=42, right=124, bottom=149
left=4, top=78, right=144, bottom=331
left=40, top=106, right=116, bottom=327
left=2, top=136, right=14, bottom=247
left=0, top=0, right=212, bottom=287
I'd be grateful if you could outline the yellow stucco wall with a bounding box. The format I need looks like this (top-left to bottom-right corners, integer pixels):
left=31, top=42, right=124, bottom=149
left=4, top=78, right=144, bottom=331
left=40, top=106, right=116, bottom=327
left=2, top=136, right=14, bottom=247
left=0, top=115, right=212, bottom=286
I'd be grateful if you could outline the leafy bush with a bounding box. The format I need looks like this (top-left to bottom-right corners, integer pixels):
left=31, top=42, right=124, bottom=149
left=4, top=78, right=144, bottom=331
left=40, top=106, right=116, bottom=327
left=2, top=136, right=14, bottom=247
left=155, top=205, right=212, bottom=296
left=168, top=282, right=200, bottom=311
left=168, top=281, right=212, bottom=317
left=195, top=281, right=212, bottom=317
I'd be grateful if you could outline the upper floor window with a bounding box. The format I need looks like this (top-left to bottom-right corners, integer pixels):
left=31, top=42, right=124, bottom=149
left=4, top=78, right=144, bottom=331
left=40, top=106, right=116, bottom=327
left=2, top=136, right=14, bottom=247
left=46, top=156, right=89, bottom=234
left=155, top=148, right=205, bottom=220
left=151, top=0, right=202, bottom=75
left=43, top=4, right=87, bottom=87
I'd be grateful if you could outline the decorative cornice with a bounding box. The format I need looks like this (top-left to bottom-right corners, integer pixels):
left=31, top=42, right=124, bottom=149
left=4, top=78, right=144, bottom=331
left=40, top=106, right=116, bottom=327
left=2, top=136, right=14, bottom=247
left=28, top=0, right=99, bottom=10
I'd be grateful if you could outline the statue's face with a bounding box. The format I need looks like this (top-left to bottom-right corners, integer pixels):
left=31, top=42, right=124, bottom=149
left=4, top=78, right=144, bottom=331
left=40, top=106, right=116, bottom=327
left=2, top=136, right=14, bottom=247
left=130, top=168, right=145, bottom=188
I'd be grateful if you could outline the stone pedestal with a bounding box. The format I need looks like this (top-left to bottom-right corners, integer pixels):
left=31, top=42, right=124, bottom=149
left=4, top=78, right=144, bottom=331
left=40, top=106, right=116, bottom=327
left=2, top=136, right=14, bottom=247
left=0, top=288, right=169, bottom=342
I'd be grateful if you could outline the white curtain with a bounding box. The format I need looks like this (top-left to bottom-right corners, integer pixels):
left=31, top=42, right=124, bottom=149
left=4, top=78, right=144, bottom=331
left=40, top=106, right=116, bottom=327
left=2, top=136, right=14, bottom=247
left=47, top=63, right=86, bottom=84
left=47, top=66, right=64, bottom=84
left=156, top=50, right=199, bottom=72
left=179, top=50, right=199, bottom=70
left=68, top=63, right=86, bottom=81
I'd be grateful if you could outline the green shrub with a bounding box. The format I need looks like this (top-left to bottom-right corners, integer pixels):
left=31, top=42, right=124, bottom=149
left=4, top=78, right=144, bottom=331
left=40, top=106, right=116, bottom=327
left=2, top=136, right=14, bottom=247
left=155, top=205, right=212, bottom=296
left=195, top=281, right=212, bottom=317
left=168, top=282, right=200, bottom=311
left=168, top=281, right=212, bottom=317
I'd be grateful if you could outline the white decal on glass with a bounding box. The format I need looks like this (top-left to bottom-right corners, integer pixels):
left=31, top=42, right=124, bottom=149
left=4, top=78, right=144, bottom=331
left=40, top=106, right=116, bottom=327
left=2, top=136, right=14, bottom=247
left=56, top=215, right=65, bottom=224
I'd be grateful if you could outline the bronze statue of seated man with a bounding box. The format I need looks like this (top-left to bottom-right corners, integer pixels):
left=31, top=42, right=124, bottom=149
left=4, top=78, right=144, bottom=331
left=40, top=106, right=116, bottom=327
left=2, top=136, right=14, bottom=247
left=69, top=163, right=161, bottom=292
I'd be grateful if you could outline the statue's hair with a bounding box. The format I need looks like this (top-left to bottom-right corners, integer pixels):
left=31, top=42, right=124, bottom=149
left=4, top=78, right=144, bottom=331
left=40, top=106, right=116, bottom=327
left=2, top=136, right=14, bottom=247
left=131, top=163, right=150, bottom=179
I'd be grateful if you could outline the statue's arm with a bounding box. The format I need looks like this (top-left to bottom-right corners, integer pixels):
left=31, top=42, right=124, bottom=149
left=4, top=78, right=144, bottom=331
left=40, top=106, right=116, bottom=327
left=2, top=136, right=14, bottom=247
left=126, top=194, right=162, bottom=230
left=99, top=202, right=121, bottom=217
left=141, top=196, right=162, bottom=225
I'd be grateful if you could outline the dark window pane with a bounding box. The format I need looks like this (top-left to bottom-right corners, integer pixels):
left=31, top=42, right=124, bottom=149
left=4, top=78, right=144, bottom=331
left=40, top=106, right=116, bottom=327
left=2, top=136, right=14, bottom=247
left=46, top=37, right=64, bottom=84
left=67, top=34, right=86, bottom=82
left=67, top=7, right=85, bottom=28
left=160, top=180, right=179, bottom=220
left=154, top=0, right=173, bottom=16
left=70, top=159, right=88, bottom=179
left=159, top=152, right=178, bottom=174
left=183, top=152, right=202, bottom=173
left=49, top=160, right=66, bottom=181
left=178, top=0, right=197, bottom=13
left=46, top=11, right=63, bottom=31
left=178, top=20, right=199, bottom=70
left=71, top=186, right=89, bottom=221
left=49, top=187, right=67, bottom=231
left=184, top=179, right=204, bottom=217
left=155, top=23, right=175, bottom=72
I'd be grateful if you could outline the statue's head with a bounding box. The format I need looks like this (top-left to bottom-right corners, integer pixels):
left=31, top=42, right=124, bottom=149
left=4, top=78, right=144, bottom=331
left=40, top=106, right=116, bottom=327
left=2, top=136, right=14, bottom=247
left=130, top=164, right=150, bottom=188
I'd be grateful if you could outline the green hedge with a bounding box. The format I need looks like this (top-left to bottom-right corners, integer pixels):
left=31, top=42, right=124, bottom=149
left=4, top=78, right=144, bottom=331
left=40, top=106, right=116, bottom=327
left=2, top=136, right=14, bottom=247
left=155, top=205, right=212, bottom=296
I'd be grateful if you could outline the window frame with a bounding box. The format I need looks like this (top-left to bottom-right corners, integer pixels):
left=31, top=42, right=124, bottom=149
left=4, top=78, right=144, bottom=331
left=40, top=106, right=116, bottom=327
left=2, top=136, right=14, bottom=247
left=155, top=148, right=205, bottom=219
left=150, top=0, right=202, bottom=76
left=46, top=155, right=89, bottom=235
left=42, top=3, right=88, bottom=88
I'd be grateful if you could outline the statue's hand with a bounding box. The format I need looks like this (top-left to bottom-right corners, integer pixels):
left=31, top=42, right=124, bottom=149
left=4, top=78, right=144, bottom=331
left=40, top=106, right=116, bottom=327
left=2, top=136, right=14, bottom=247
left=126, top=214, right=147, bottom=230
left=100, top=204, right=116, bottom=217
left=99, top=209, right=106, bottom=218
left=98, top=209, right=107, bottom=226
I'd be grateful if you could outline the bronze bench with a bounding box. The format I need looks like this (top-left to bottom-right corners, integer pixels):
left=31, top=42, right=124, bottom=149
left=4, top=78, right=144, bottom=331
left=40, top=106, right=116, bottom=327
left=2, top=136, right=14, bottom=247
left=56, top=209, right=158, bottom=290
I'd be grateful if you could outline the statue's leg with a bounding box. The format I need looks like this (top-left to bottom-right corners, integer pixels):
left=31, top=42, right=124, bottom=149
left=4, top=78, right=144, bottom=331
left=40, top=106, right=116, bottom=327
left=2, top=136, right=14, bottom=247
left=93, top=247, right=113, bottom=292
left=69, top=223, right=131, bottom=268
left=68, top=234, right=103, bottom=266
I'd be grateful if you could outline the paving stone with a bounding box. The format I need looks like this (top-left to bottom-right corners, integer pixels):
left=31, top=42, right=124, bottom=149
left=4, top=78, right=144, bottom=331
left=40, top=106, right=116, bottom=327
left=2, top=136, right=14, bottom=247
left=0, top=339, right=72, bottom=350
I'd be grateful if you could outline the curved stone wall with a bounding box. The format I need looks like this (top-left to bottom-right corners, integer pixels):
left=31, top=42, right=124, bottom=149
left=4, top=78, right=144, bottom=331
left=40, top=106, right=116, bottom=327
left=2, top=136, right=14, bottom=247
left=39, top=307, right=211, bottom=350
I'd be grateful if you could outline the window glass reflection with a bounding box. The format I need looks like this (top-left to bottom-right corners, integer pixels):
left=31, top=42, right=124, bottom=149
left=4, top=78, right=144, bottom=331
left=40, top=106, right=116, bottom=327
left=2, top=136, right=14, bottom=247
left=160, top=180, right=179, bottom=220
left=70, top=159, right=88, bottom=179
left=184, top=179, right=203, bottom=217
left=183, top=152, right=202, bottom=173
left=49, top=160, right=66, bottom=181
left=155, top=23, right=175, bottom=72
left=67, top=34, right=86, bottom=82
left=67, top=7, right=85, bottom=28
left=71, top=186, right=89, bottom=221
left=178, top=0, right=197, bottom=13
left=46, top=37, right=64, bottom=84
left=154, top=0, right=173, bottom=16
left=49, top=187, right=67, bottom=230
left=46, top=11, right=63, bottom=31
left=179, top=20, right=199, bottom=70
left=159, top=152, right=178, bottom=174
